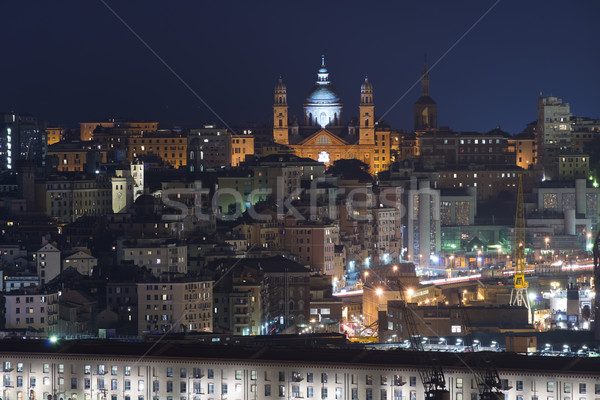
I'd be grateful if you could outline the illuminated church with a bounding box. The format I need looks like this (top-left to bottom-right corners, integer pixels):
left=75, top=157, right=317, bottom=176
left=272, top=55, right=392, bottom=173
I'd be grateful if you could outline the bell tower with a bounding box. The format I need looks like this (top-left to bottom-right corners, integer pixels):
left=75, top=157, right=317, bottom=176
left=414, top=54, right=438, bottom=133
left=359, top=76, right=375, bottom=145
left=273, top=76, right=289, bottom=144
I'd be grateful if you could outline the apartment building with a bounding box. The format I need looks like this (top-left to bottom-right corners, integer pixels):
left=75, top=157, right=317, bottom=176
left=137, top=280, right=213, bottom=335
left=4, top=291, right=59, bottom=334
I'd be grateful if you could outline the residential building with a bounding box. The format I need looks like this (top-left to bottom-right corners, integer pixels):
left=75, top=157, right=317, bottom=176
left=62, top=250, right=98, bottom=276
left=283, top=219, right=339, bottom=276
left=230, top=133, right=255, bottom=166
left=558, top=153, right=589, bottom=180
left=4, top=290, right=59, bottom=335
left=117, top=238, right=188, bottom=276
left=127, top=130, right=187, bottom=168
left=45, top=127, right=64, bottom=145
left=79, top=120, right=158, bottom=141
left=34, top=242, right=61, bottom=286
left=36, top=174, right=112, bottom=222
left=187, top=125, right=232, bottom=171
left=137, top=280, right=213, bottom=335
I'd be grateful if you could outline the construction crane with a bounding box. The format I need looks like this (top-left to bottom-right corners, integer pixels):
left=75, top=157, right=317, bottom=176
left=457, top=301, right=505, bottom=400
left=510, top=174, right=531, bottom=322
left=393, top=278, right=449, bottom=400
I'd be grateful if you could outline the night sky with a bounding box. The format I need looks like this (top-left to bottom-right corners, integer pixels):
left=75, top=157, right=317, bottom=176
left=2, top=1, right=599, bottom=134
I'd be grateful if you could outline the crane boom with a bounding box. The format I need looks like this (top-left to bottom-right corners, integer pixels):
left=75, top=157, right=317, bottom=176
left=457, top=301, right=505, bottom=400
left=394, top=279, right=449, bottom=400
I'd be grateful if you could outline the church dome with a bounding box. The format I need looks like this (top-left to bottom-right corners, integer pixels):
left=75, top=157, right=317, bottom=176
left=303, top=55, right=344, bottom=127
left=306, top=83, right=341, bottom=103
left=305, top=55, right=341, bottom=104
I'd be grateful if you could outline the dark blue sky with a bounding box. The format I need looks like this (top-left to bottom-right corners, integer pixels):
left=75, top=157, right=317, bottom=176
left=1, top=1, right=599, bottom=133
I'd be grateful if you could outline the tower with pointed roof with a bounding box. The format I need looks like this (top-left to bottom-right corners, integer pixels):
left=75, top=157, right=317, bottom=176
left=273, top=76, right=289, bottom=144
left=359, top=76, right=375, bottom=145
left=414, top=55, right=437, bottom=133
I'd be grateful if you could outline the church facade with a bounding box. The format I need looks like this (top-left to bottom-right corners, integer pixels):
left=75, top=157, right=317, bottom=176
left=272, top=56, right=392, bottom=174
left=272, top=56, right=437, bottom=174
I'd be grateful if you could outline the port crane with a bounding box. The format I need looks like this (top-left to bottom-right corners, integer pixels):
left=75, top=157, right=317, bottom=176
left=392, top=278, right=449, bottom=400
left=456, top=301, right=505, bottom=400
left=510, top=174, right=531, bottom=322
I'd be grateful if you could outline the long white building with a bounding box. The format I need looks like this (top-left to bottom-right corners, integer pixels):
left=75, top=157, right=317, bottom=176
left=0, top=340, right=597, bottom=400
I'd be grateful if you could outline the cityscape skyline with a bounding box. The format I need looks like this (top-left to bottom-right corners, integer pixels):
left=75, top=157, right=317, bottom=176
left=2, top=1, right=599, bottom=133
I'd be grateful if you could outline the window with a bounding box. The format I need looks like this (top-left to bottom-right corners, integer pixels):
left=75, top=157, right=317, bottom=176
left=208, top=383, right=214, bottom=394
left=307, top=373, right=313, bottom=383
left=336, top=388, right=343, bottom=400
left=279, top=385, right=285, bottom=397
left=112, top=380, right=118, bottom=390
left=112, top=366, right=118, bottom=376
left=410, top=377, right=417, bottom=387
left=222, top=384, right=228, bottom=395
left=125, top=366, right=131, bottom=376
left=366, top=375, right=373, bottom=385
left=580, top=384, right=586, bottom=394
left=139, top=380, right=145, bottom=391
left=180, top=382, right=186, bottom=394
left=16, top=363, right=23, bottom=373
left=167, top=367, right=173, bottom=377
left=547, top=382, right=555, bottom=392
left=265, top=384, right=271, bottom=397
left=516, top=381, right=523, bottom=391
left=456, top=378, right=463, bottom=389
left=125, top=380, right=131, bottom=391
left=207, top=369, right=214, bottom=379
left=167, top=381, right=173, bottom=393
left=381, top=389, right=388, bottom=400
left=595, top=384, right=600, bottom=395
left=152, top=381, right=159, bottom=393
left=279, top=372, right=285, bottom=382
left=85, top=365, right=91, bottom=375
left=322, top=388, right=328, bottom=399
left=367, top=388, right=373, bottom=400
left=43, top=364, right=49, bottom=373
left=322, top=373, right=328, bottom=383
left=71, top=378, right=77, bottom=390
left=236, top=370, right=242, bottom=380
left=308, top=387, right=314, bottom=398
left=565, top=383, right=571, bottom=394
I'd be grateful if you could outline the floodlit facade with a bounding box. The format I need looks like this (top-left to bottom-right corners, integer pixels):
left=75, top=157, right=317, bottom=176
left=0, top=343, right=598, bottom=400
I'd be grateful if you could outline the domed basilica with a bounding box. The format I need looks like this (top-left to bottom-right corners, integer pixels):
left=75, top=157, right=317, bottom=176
left=272, top=55, right=436, bottom=173
left=273, top=55, right=390, bottom=173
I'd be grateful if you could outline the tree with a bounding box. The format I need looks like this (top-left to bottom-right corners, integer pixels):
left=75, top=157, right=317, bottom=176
left=326, top=159, right=374, bottom=182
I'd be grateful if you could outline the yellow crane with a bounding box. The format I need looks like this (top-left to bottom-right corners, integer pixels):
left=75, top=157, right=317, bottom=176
left=510, top=174, right=531, bottom=322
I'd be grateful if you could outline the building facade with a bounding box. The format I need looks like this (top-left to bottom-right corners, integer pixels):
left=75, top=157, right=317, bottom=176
left=0, top=342, right=596, bottom=400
